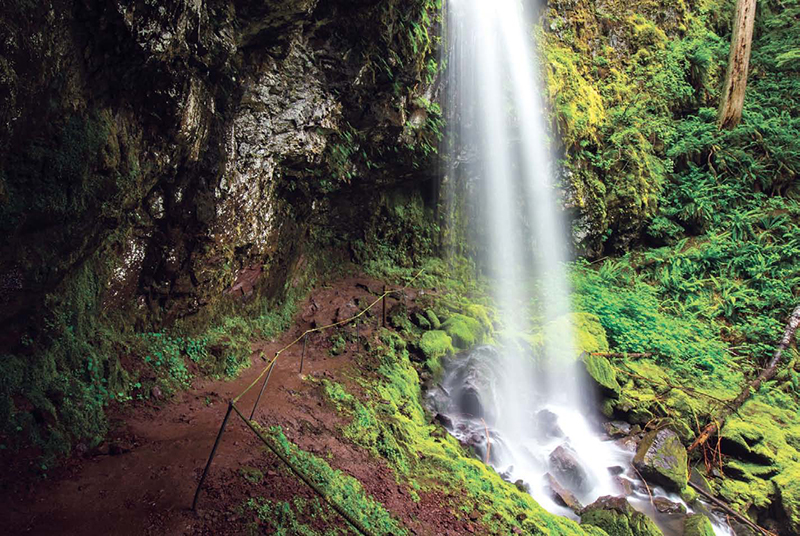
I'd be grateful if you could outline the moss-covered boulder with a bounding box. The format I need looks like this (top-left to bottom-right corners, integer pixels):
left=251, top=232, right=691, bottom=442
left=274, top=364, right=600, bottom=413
left=682, top=514, right=715, bottom=536
left=582, top=354, right=621, bottom=396
left=441, top=313, right=483, bottom=349
left=774, top=471, right=800, bottom=535
left=419, top=330, right=455, bottom=360
left=580, top=496, right=663, bottom=536
left=632, top=428, right=688, bottom=492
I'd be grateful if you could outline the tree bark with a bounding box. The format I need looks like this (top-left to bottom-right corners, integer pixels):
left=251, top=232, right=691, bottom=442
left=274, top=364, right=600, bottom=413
left=688, top=305, right=800, bottom=452
left=717, top=0, right=757, bottom=130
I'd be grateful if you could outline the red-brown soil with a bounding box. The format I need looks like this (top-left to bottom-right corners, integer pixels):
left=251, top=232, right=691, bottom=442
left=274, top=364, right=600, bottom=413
left=2, top=276, right=480, bottom=535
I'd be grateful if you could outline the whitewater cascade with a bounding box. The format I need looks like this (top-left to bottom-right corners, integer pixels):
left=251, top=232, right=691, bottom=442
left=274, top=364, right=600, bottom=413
left=435, top=1, right=732, bottom=535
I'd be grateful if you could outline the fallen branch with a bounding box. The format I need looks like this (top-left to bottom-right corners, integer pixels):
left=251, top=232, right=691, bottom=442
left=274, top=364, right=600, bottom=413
left=688, top=305, right=800, bottom=453
left=687, top=481, right=775, bottom=536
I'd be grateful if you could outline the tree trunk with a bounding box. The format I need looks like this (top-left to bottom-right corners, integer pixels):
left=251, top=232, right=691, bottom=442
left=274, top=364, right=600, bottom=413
left=688, top=305, right=800, bottom=452
left=717, top=0, right=757, bottom=130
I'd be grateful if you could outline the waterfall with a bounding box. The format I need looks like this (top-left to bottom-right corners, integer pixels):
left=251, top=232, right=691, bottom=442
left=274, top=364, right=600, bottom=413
left=442, top=0, right=618, bottom=514
left=437, top=2, right=733, bottom=535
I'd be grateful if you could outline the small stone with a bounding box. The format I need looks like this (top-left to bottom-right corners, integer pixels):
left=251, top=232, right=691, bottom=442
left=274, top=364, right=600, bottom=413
left=614, top=476, right=634, bottom=496
left=652, top=497, right=686, bottom=515
left=604, top=421, right=632, bottom=438
left=514, top=479, right=530, bottom=493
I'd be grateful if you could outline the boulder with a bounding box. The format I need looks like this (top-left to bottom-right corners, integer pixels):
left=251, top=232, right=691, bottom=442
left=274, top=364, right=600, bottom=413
left=544, top=472, right=583, bottom=513
left=549, top=444, right=591, bottom=493
left=632, top=428, right=688, bottom=492
left=580, top=496, right=663, bottom=536
left=652, top=497, right=685, bottom=515
left=614, top=476, right=634, bottom=496
left=434, top=413, right=453, bottom=430
left=682, top=514, right=715, bottom=536
left=582, top=353, right=621, bottom=396
left=604, top=421, right=632, bottom=438
left=533, top=409, right=565, bottom=439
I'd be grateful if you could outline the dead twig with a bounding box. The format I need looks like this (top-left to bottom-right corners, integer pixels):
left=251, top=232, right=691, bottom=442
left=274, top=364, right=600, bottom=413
left=687, top=481, right=776, bottom=536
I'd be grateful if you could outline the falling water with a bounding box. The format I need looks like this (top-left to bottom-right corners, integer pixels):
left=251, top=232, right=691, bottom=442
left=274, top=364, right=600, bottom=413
left=436, top=1, right=733, bottom=535
left=442, top=0, right=618, bottom=513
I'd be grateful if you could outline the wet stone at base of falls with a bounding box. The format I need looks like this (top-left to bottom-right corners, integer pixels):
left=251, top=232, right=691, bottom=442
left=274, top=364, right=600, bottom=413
left=548, top=443, right=593, bottom=494
left=532, top=409, right=565, bottom=439
left=652, top=497, right=687, bottom=515
left=544, top=472, right=583, bottom=513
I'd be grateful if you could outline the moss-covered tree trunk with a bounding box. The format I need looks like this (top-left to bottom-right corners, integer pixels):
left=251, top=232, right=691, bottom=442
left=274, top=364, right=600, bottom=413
left=717, top=0, right=757, bottom=130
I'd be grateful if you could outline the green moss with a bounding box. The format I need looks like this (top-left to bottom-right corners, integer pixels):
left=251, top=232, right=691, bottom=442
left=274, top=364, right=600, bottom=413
left=322, top=330, right=597, bottom=535
left=425, top=309, right=441, bottom=329
left=633, top=429, right=688, bottom=491
left=244, top=496, right=347, bottom=536
left=441, top=313, right=483, bottom=349
left=262, top=425, right=408, bottom=536
left=582, top=354, right=621, bottom=394
left=774, top=469, right=800, bottom=535
left=419, top=330, right=454, bottom=360
left=682, top=514, right=715, bottom=536
left=418, top=330, right=454, bottom=377
left=239, top=465, right=264, bottom=484
left=580, top=498, right=663, bottom=536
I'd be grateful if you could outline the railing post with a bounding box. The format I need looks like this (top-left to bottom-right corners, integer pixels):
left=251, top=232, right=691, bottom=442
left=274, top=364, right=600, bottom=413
left=382, top=285, right=387, bottom=328
left=299, top=334, right=307, bottom=374
left=250, top=360, right=276, bottom=420
left=192, top=401, right=234, bottom=510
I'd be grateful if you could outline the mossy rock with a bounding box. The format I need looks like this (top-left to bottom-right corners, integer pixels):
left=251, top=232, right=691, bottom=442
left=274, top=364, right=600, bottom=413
left=580, top=496, right=663, bottom=536
left=682, top=514, right=715, bottom=536
left=424, top=309, right=441, bottom=329
left=414, top=313, right=431, bottom=330
left=720, top=417, right=778, bottom=466
left=582, top=353, right=621, bottom=396
left=632, top=428, right=688, bottom=492
left=774, top=469, right=800, bottom=535
left=441, top=313, right=483, bottom=349
left=419, top=330, right=455, bottom=361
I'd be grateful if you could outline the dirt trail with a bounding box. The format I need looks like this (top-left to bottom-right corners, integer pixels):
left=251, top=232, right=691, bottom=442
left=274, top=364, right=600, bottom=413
left=2, top=276, right=476, bottom=536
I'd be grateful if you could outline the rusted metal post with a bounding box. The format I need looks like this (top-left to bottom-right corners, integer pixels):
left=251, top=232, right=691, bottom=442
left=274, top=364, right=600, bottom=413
left=249, top=360, right=276, bottom=420
left=192, top=401, right=234, bottom=510
left=299, top=334, right=307, bottom=374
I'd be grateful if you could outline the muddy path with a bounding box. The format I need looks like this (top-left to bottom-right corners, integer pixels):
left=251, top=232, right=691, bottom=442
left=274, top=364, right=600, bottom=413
left=2, top=276, right=478, bottom=536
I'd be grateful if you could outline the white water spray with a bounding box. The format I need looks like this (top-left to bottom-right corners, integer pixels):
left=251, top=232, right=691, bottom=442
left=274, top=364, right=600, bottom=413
left=438, top=2, right=734, bottom=534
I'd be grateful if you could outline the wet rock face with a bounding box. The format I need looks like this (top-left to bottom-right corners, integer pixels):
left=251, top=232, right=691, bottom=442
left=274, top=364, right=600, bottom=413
left=632, top=428, right=688, bottom=492
left=580, top=495, right=664, bottom=536
left=0, top=0, right=440, bottom=334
